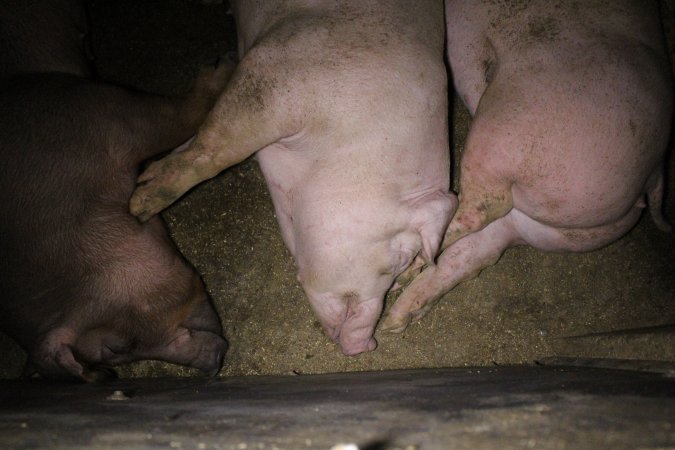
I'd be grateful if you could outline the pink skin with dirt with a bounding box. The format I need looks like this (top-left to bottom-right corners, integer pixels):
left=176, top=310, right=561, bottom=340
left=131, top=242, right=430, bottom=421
left=0, top=0, right=231, bottom=381
left=129, top=0, right=457, bottom=356
left=383, top=0, right=673, bottom=332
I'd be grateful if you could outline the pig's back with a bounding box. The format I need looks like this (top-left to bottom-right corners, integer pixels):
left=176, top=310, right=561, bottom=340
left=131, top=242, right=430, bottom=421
left=244, top=0, right=449, bottom=191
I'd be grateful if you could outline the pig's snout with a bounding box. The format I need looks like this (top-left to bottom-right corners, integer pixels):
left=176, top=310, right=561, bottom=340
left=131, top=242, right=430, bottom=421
left=339, top=335, right=378, bottom=356
left=190, top=331, right=228, bottom=376
left=175, top=289, right=228, bottom=375
left=310, top=292, right=383, bottom=356
left=160, top=328, right=228, bottom=376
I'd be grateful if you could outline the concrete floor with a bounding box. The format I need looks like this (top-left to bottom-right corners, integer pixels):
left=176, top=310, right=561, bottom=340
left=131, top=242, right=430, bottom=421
left=0, top=0, right=673, bottom=380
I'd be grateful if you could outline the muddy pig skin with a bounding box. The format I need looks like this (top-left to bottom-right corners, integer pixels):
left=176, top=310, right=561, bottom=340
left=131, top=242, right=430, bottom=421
left=383, top=0, right=673, bottom=332
left=0, top=0, right=231, bottom=381
left=129, top=0, right=457, bottom=356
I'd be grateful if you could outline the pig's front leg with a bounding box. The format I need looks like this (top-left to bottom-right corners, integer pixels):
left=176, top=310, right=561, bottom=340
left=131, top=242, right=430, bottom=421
left=382, top=201, right=650, bottom=332
left=114, top=63, right=234, bottom=164
left=382, top=214, right=520, bottom=332
left=130, top=61, right=288, bottom=222
left=393, top=157, right=514, bottom=291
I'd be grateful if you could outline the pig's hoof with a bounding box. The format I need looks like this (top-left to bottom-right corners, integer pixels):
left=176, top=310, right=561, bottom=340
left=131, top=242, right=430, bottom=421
left=129, top=185, right=177, bottom=222
left=130, top=169, right=184, bottom=221
left=129, top=187, right=162, bottom=222
left=380, top=313, right=412, bottom=334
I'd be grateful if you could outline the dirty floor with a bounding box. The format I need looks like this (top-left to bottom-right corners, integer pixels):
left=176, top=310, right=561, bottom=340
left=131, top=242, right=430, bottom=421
left=0, top=0, right=674, bottom=380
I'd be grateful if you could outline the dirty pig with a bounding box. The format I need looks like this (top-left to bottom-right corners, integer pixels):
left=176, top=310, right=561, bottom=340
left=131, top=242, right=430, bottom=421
left=383, top=0, right=673, bottom=332
left=0, top=0, right=231, bottom=381
left=129, top=0, right=457, bottom=355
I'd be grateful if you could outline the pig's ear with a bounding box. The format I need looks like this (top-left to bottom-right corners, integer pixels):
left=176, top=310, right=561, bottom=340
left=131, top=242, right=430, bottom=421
left=52, top=345, right=86, bottom=378
left=35, top=329, right=116, bottom=383
left=36, top=341, right=85, bottom=380
left=389, top=231, right=423, bottom=274
left=410, top=190, right=458, bottom=264
left=35, top=328, right=88, bottom=381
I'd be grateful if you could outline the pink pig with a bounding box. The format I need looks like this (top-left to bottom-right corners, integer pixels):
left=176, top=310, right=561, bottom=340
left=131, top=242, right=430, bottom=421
left=383, top=0, right=673, bottom=331
left=130, top=0, right=457, bottom=356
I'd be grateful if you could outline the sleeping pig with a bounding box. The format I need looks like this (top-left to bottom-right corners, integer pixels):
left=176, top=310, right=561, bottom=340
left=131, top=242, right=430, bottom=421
left=0, top=0, right=231, bottom=381
left=129, top=0, right=457, bottom=356
left=383, top=0, right=673, bottom=331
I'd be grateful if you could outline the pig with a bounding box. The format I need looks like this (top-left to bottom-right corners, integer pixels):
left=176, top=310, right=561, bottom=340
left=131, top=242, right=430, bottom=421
left=129, top=0, right=457, bottom=356
left=382, top=0, right=673, bottom=332
left=0, top=0, right=231, bottom=381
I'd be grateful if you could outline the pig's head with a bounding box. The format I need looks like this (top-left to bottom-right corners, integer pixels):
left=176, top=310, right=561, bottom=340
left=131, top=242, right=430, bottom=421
left=293, top=188, right=456, bottom=356
left=27, top=218, right=227, bottom=382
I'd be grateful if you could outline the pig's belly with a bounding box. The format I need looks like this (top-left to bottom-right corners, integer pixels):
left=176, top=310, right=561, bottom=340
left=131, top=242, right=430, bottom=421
left=508, top=200, right=645, bottom=253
